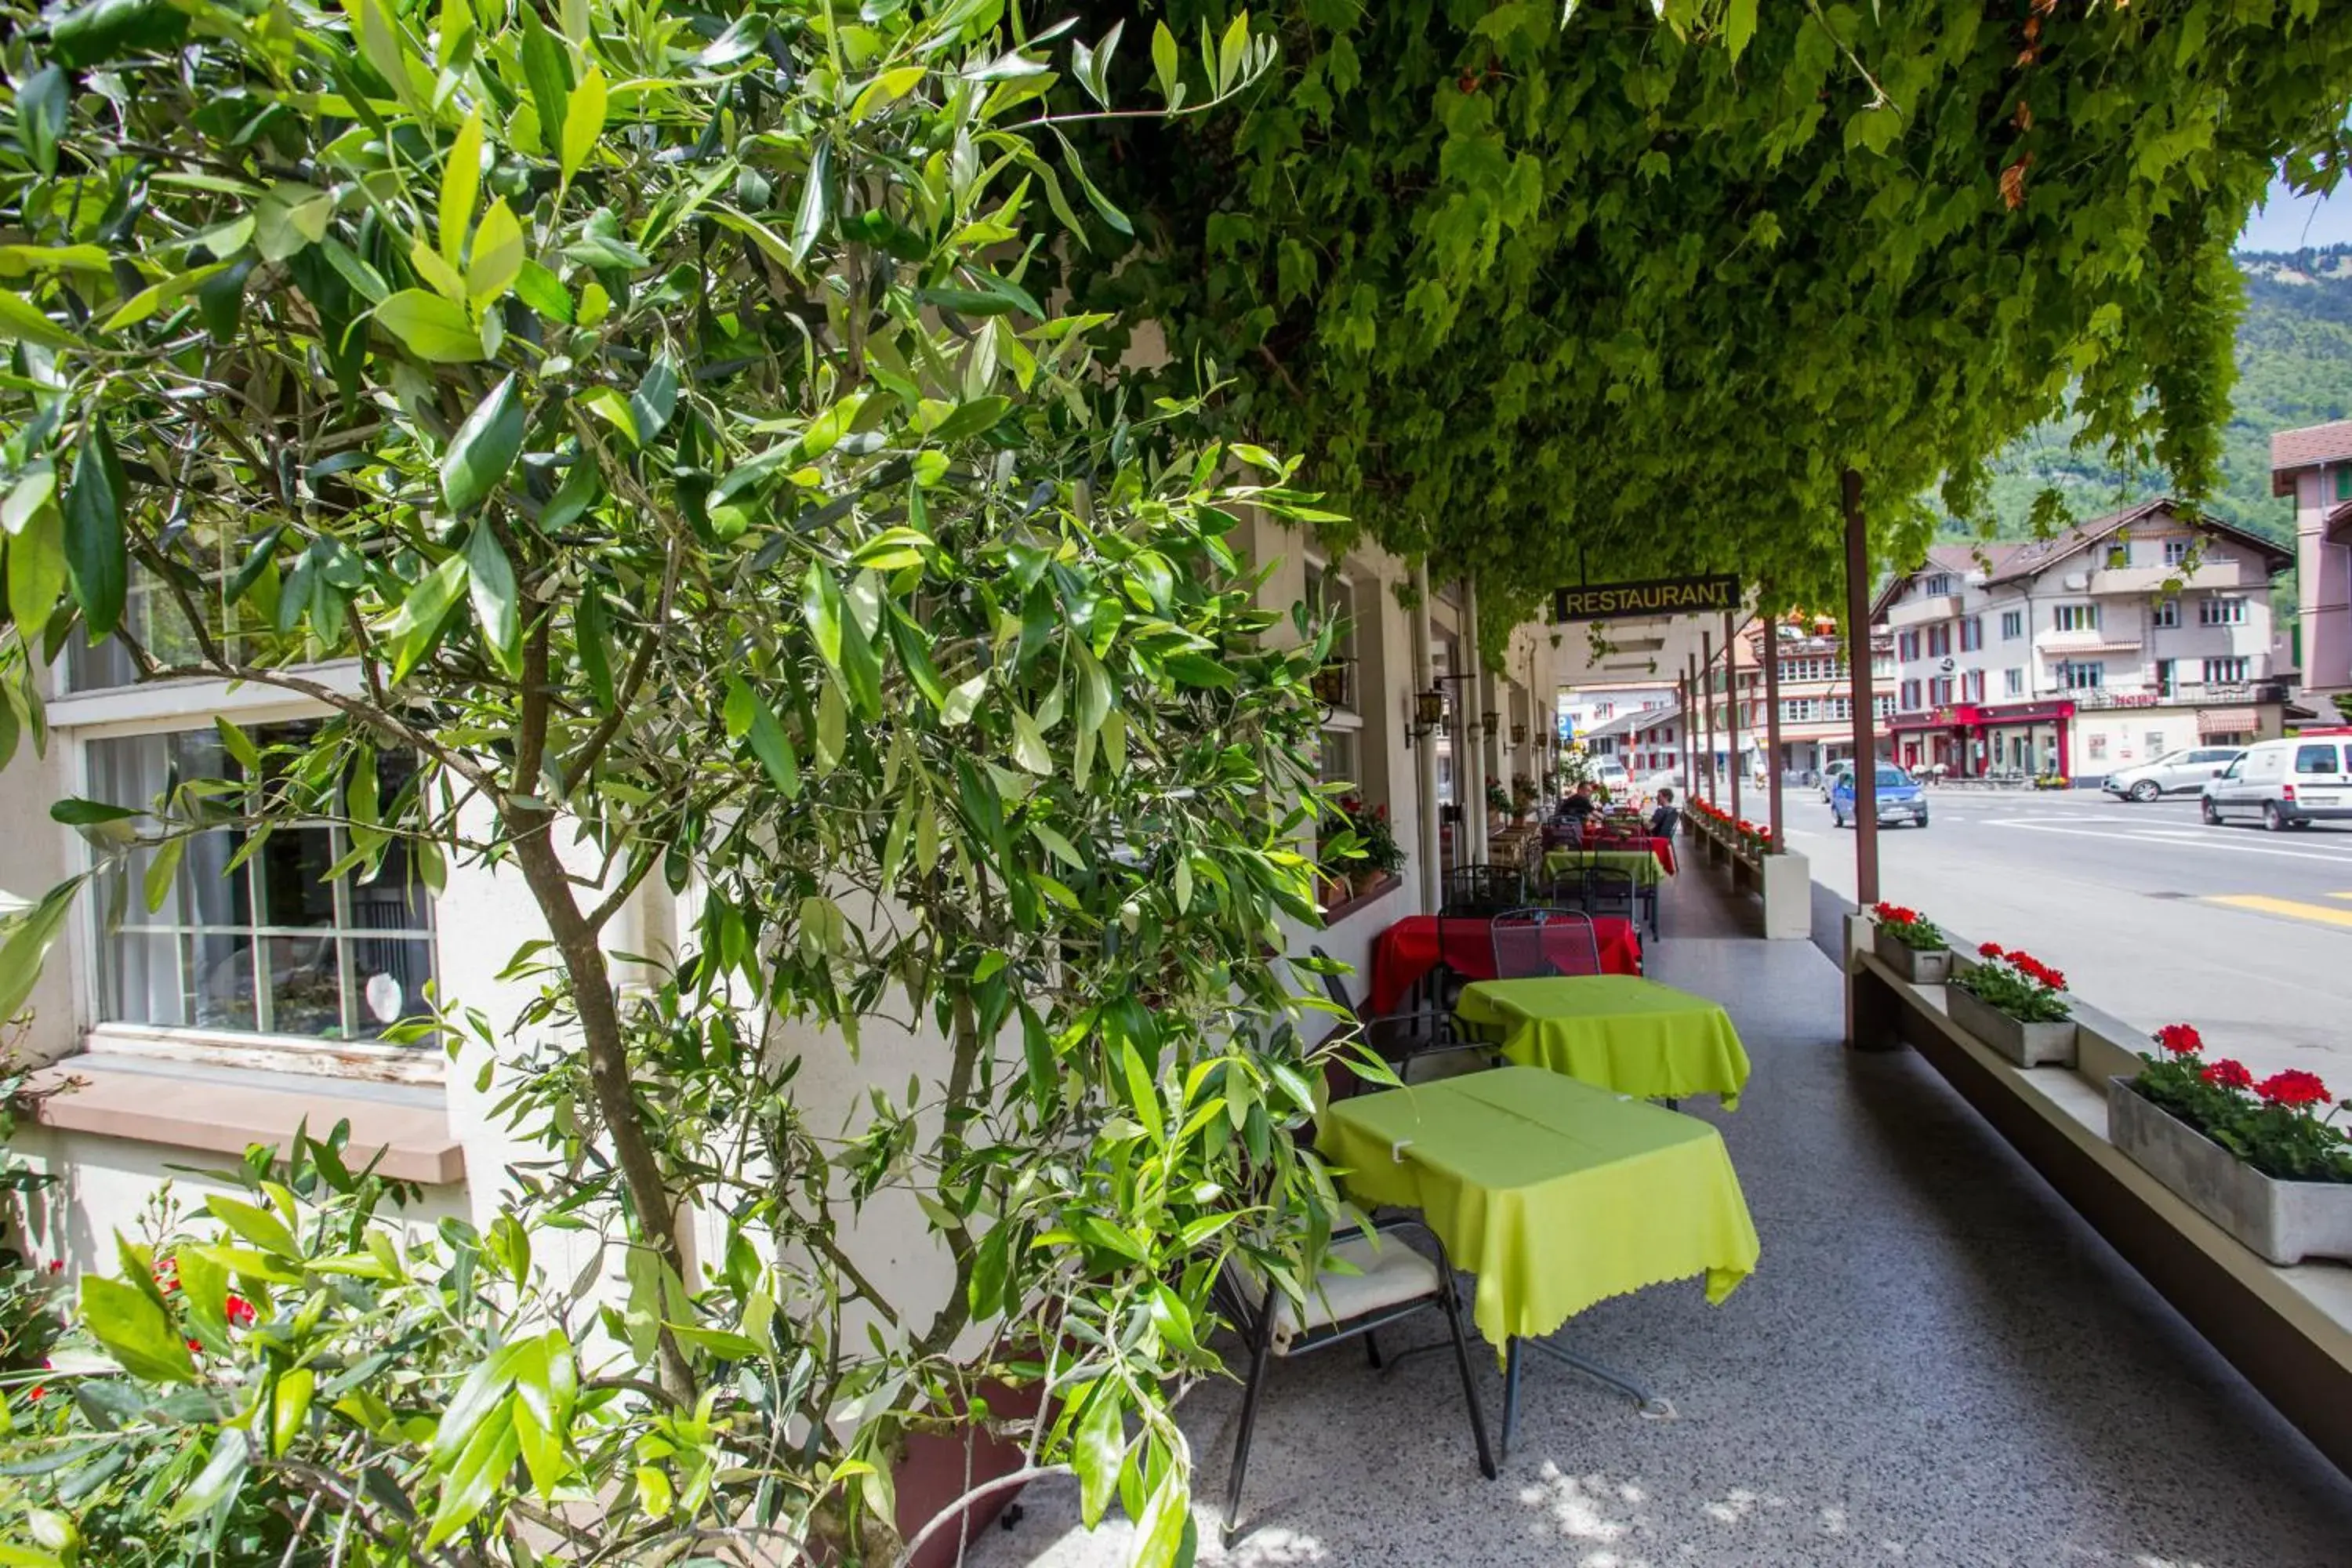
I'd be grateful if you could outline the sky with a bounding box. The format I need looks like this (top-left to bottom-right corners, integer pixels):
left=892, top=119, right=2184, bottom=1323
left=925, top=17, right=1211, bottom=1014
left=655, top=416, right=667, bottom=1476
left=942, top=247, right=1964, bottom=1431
left=2237, top=170, right=2352, bottom=252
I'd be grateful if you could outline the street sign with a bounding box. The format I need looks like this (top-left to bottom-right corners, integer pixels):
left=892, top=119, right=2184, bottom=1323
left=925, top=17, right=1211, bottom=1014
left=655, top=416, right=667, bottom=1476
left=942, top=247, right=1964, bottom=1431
left=1553, top=574, right=1740, bottom=622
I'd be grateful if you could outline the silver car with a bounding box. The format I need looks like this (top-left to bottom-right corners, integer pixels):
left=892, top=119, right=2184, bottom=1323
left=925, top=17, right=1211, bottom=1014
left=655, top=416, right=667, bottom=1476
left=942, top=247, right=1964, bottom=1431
left=2102, top=746, right=2243, bottom=802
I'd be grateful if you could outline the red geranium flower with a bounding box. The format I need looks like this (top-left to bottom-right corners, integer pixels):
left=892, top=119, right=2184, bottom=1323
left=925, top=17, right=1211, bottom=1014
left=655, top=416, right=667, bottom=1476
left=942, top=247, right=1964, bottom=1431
left=2256, top=1069, right=2332, bottom=1109
left=2154, top=1023, right=2204, bottom=1056
left=1979, top=942, right=2005, bottom=959
left=2203, top=1058, right=2254, bottom=1091
left=226, top=1294, right=256, bottom=1328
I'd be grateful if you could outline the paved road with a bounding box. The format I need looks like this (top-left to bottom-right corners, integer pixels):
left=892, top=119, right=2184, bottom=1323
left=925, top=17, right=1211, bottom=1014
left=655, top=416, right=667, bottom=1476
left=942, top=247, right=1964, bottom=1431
left=1773, top=784, right=2352, bottom=1087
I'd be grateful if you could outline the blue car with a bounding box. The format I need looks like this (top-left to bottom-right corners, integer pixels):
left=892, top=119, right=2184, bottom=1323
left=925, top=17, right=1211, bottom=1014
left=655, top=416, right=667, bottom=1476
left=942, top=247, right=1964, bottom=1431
left=1831, top=762, right=1929, bottom=829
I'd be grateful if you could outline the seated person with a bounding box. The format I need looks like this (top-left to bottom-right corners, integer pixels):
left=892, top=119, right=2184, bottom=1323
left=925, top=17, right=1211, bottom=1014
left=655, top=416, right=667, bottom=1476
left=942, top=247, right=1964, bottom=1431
left=1647, top=786, right=1680, bottom=840
left=1561, top=782, right=1596, bottom=826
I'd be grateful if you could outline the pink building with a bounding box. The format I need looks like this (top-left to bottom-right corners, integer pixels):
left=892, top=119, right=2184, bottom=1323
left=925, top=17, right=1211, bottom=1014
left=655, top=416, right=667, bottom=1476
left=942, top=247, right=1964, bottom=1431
left=2270, top=420, right=2352, bottom=704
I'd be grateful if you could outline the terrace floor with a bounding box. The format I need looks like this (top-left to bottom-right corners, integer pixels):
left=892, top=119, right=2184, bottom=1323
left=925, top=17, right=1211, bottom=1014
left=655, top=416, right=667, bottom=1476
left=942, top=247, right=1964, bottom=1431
left=971, top=865, right=2352, bottom=1566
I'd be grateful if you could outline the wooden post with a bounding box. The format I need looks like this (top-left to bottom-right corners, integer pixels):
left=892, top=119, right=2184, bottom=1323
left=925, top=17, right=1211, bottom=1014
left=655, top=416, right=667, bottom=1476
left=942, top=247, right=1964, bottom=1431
left=1843, top=468, right=1880, bottom=907
left=1682, top=657, right=1699, bottom=800
left=1722, top=607, right=1743, bottom=829
left=1762, top=612, right=1785, bottom=852
left=1700, top=628, right=1717, bottom=804
left=1461, top=579, right=1487, bottom=865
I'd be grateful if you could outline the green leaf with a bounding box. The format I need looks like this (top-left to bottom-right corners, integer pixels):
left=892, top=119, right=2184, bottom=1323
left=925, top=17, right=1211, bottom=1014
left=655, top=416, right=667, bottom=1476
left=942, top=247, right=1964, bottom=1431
left=440, top=375, right=524, bottom=514
left=213, top=715, right=260, bottom=772
left=942, top=673, right=985, bottom=726
left=439, top=104, right=485, bottom=270
left=790, top=137, right=833, bottom=264
left=49, top=798, right=137, bottom=826
left=1723, top=0, right=1758, bottom=61
left=49, top=0, right=191, bottom=68
left=5, top=503, right=66, bottom=635
left=1008, top=707, right=1051, bottom=774
left=1029, top=821, right=1083, bottom=869
left=165, top=1428, right=247, bottom=1526
left=63, top=422, right=126, bottom=637
left=1151, top=19, right=1179, bottom=103
left=1073, top=1384, right=1125, bottom=1527
left=270, top=1366, right=315, bottom=1457
left=425, top=1404, right=519, bottom=1547
left=1132, top=1467, right=1191, bottom=1568
left=1120, top=1041, right=1164, bottom=1145
left=1163, top=653, right=1234, bottom=690
left=517, top=5, right=573, bottom=162
left=628, top=357, right=680, bottom=444
left=1, top=462, right=55, bottom=538
left=0, top=289, right=79, bottom=350
left=80, top=1273, right=197, bottom=1383
left=0, top=880, right=78, bottom=1022
left=140, top=833, right=184, bottom=913
left=101, top=260, right=230, bottom=332
left=800, top=564, right=844, bottom=671
left=379, top=553, right=470, bottom=680
left=514, top=259, right=573, bottom=323
left=205, top=1194, right=297, bottom=1258
left=561, top=65, right=608, bottom=178
left=375, top=290, right=485, bottom=361
left=464, top=522, right=521, bottom=675
left=466, top=198, right=524, bottom=307
left=14, top=67, right=64, bottom=177
left=744, top=687, right=801, bottom=798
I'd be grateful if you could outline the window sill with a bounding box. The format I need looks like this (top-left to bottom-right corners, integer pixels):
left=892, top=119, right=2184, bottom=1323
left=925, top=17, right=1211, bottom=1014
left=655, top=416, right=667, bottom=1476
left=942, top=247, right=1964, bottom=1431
left=1321, top=873, right=1402, bottom=926
left=44, top=661, right=365, bottom=731
left=1319, top=706, right=1363, bottom=731
left=27, top=1053, right=463, bottom=1186
left=83, top=1023, right=445, bottom=1087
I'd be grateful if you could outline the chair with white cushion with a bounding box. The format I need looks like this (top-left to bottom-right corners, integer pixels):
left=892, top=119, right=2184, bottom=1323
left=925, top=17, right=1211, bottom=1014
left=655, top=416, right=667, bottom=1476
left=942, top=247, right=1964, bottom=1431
left=1218, top=1221, right=1496, bottom=1538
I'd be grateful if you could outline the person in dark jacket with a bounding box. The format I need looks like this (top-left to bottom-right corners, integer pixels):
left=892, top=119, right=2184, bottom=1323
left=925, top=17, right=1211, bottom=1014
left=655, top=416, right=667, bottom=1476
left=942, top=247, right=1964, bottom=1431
left=1648, top=786, right=1680, bottom=840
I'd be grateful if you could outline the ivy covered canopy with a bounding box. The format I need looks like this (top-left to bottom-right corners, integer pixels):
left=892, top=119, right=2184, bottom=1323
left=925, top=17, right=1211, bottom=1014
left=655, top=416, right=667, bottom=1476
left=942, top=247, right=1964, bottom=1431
left=1067, top=0, right=2352, bottom=615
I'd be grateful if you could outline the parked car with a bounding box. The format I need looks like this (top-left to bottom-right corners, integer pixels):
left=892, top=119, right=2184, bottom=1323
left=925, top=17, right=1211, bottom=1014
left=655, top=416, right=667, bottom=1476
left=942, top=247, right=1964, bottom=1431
left=1818, top=759, right=1853, bottom=801
left=1831, top=762, right=1929, bottom=829
left=2102, top=746, right=2244, bottom=802
left=2201, top=733, right=2352, bottom=831
left=1590, top=757, right=1631, bottom=791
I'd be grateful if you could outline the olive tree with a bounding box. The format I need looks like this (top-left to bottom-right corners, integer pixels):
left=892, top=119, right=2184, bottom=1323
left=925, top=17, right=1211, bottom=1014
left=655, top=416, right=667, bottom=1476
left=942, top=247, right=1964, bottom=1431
left=0, top=0, right=1356, bottom=1561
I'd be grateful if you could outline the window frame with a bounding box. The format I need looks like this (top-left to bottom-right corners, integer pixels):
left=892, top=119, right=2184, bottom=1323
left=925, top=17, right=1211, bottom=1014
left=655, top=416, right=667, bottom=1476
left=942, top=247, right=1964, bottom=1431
left=1999, top=609, right=2024, bottom=641
left=2197, top=595, right=2247, bottom=627
left=2151, top=599, right=2180, bottom=629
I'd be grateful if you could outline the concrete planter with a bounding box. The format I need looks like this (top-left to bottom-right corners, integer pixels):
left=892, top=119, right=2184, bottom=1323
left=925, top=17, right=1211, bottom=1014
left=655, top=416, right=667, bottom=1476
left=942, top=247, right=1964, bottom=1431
left=2107, top=1079, right=2352, bottom=1266
left=1873, top=925, right=1951, bottom=985
left=1760, top=850, right=1810, bottom=940
left=1947, top=982, right=2076, bottom=1067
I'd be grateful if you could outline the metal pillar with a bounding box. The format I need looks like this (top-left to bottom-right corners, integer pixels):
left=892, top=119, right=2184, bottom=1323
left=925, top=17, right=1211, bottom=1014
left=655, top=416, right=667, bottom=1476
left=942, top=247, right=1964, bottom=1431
left=1722, top=608, right=1742, bottom=828
left=1411, top=559, right=1442, bottom=912
left=1762, top=612, right=1785, bottom=852
left=1842, top=468, right=1880, bottom=907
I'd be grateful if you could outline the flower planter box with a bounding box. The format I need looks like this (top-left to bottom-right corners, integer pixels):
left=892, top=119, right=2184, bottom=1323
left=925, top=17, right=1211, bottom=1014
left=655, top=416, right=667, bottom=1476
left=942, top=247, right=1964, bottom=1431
left=2107, top=1079, right=2352, bottom=1266
left=1947, top=982, right=2075, bottom=1068
left=1872, top=926, right=1951, bottom=985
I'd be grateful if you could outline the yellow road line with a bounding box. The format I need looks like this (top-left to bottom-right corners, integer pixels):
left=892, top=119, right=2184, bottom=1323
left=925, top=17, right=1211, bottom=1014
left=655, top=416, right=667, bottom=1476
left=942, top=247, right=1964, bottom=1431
left=2209, top=894, right=2352, bottom=930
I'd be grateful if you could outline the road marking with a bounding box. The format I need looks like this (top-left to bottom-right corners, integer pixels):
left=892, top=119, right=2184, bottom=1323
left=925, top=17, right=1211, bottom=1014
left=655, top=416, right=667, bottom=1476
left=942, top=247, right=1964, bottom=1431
left=2208, top=894, right=2352, bottom=931
left=2332, top=892, right=2352, bottom=904
left=1986, top=821, right=2352, bottom=865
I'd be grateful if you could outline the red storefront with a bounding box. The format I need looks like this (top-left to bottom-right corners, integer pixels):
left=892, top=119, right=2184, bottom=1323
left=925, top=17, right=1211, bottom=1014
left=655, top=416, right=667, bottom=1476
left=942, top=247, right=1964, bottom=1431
left=1887, top=699, right=2075, bottom=779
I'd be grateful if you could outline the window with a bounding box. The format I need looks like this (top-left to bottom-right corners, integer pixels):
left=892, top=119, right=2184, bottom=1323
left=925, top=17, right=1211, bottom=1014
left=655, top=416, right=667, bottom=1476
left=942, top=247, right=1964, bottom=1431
left=1782, top=699, right=1817, bottom=722
left=2338, top=467, right=2352, bottom=503
left=2151, top=599, right=2179, bottom=629
left=1921, top=573, right=1954, bottom=596
left=2294, top=744, right=2345, bottom=776
left=2146, top=733, right=2166, bottom=760
left=1926, top=625, right=1951, bottom=658
left=2198, top=596, right=2246, bottom=626
left=2000, top=610, right=2023, bottom=641
left=1824, top=696, right=1853, bottom=720
left=1897, top=630, right=1921, bottom=662
left=1965, top=670, right=1986, bottom=702
left=2201, top=656, right=2249, bottom=685
left=2164, top=539, right=2191, bottom=567
left=2088, top=734, right=2108, bottom=761
left=2154, top=659, right=2176, bottom=696
left=1899, top=679, right=1922, bottom=710
left=1958, top=617, right=1983, bottom=653
left=1305, top=564, right=1357, bottom=710
left=2105, top=541, right=2130, bottom=568
left=2054, top=603, right=2100, bottom=633
left=1874, top=695, right=1897, bottom=718
left=85, top=726, right=436, bottom=1043
left=1318, top=726, right=1359, bottom=790
left=2057, top=661, right=2104, bottom=690
left=1929, top=677, right=1955, bottom=706
left=2004, top=667, right=2024, bottom=696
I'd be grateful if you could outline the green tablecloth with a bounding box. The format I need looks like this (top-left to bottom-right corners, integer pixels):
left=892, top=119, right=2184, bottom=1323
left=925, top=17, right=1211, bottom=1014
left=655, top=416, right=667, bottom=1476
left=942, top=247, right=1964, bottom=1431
left=1320, top=1066, right=1759, bottom=1348
left=1542, top=848, right=1665, bottom=890
left=1455, top=976, right=1752, bottom=1109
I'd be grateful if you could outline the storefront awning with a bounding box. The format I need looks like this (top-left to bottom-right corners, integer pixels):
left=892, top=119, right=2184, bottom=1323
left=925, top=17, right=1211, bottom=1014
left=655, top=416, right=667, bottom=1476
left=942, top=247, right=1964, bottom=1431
left=2198, top=707, right=2259, bottom=736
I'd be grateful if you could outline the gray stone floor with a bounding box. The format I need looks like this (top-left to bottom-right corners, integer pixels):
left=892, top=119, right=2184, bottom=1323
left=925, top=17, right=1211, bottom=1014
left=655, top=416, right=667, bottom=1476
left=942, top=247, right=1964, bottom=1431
left=967, top=878, right=2352, bottom=1567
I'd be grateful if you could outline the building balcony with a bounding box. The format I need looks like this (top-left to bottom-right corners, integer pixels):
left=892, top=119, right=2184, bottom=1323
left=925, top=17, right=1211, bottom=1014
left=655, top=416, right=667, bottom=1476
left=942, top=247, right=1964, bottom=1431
left=2089, top=561, right=2247, bottom=595
left=2033, top=626, right=2142, bottom=655
left=1885, top=593, right=1964, bottom=629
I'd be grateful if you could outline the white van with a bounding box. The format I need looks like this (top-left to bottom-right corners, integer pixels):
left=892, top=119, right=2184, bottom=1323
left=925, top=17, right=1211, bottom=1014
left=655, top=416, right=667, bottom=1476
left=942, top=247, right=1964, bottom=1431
left=2200, top=731, right=2352, bottom=830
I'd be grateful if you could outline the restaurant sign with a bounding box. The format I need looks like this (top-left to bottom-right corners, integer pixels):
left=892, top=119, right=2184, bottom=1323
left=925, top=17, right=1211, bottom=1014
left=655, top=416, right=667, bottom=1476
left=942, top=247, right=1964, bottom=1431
left=1553, top=574, right=1741, bottom=622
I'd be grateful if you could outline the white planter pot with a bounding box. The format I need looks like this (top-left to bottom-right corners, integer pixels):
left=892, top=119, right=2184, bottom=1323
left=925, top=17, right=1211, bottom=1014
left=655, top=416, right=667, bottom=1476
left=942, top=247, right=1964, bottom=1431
left=2107, top=1079, right=2352, bottom=1266
left=1872, top=924, right=1949, bottom=983
left=1947, top=982, right=2076, bottom=1068
left=1760, top=850, right=1809, bottom=940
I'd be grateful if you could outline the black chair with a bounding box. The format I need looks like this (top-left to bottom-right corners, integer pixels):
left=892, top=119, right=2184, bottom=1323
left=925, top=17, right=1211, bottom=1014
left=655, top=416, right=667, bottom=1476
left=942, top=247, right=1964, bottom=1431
left=1218, top=1221, right=1497, bottom=1539
left=1308, top=944, right=1474, bottom=1092
left=1583, top=865, right=1638, bottom=924
left=1490, top=907, right=1602, bottom=979
left=1439, top=863, right=1522, bottom=917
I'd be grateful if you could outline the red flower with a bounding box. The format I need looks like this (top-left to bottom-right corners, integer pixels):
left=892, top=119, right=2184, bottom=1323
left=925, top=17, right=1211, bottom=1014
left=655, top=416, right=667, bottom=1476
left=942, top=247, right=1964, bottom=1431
left=2154, top=1023, right=2204, bottom=1056
left=45, top=1261, right=61, bottom=1274
left=2256, top=1069, right=2332, bottom=1109
left=225, top=1294, right=256, bottom=1328
left=1978, top=942, right=2005, bottom=959
left=152, top=1258, right=179, bottom=1294
left=26, top=1386, right=42, bottom=1400
left=2202, top=1058, right=2254, bottom=1091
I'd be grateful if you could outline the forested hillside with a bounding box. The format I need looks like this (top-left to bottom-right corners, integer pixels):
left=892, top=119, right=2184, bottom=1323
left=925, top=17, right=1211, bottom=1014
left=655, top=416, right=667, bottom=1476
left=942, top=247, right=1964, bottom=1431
left=1950, top=247, right=2352, bottom=552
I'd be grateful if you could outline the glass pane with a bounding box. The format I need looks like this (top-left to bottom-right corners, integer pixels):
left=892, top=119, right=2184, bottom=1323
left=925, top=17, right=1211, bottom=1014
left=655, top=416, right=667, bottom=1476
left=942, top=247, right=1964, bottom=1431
left=101, top=929, right=259, bottom=1032
left=254, top=828, right=339, bottom=930
left=260, top=928, right=343, bottom=1038
left=349, top=940, right=436, bottom=1038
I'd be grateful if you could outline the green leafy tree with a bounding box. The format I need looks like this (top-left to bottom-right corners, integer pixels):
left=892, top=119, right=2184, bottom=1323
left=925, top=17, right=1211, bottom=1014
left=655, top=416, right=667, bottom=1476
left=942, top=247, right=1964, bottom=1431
left=1062, top=0, right=2352, bottom=623
left=0, top=0, right=1354, bottom=1561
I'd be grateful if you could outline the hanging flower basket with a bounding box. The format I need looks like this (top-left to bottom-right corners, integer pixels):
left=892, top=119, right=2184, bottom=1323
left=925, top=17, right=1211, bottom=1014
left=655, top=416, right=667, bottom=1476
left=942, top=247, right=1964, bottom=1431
left=2108, top=1026, right=2352, bottom=1266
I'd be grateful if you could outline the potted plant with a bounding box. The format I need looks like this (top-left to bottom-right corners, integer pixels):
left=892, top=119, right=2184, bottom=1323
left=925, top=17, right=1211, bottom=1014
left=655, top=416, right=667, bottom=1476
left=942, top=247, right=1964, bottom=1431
left=1947, top=943, right=2076, bottom=1066
left=2108, top=1026, right=2352, bottom=1265
left=1486, top=779, right=1512, bottom=832
left=1351, top=801, right=1406, bottom=897
left=1511, top=775, right=1540, bottom=825
left=1870, top=903, right=1951, bottom=984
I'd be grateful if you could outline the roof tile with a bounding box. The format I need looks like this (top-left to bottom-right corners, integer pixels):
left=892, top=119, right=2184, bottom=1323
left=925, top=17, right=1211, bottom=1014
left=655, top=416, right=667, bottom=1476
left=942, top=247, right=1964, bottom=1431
left=2271, top=419, right=2352, bottom=476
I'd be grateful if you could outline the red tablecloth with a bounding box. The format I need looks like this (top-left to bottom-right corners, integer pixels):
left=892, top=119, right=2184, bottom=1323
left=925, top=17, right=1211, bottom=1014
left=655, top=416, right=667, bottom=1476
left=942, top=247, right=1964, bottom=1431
left=1367, top=916, right=1642, bottom=1014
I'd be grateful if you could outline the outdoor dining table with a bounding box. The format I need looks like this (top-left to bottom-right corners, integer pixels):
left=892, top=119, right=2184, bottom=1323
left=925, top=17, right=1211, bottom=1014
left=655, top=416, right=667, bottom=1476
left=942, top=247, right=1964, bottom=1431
left=1543, top=844, right=1672, bottom=886
left=1454, top=975, right=1753, bottom=1109
left=1367, top=915, right=1642, bottom=1015
left=1319, top=1065, right=1760, bottom=1457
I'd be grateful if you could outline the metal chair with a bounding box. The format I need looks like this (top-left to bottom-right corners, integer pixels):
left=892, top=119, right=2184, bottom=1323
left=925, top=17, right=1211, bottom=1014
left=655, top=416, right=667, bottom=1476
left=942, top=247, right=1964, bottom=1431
left=1218, top=1221, right=1497, bottom=1538
left=1583, top=865, right=1638, bottom=925
left=1490, top=907, right=1602, bottom=979
left=1439, top=863, right=1521, bottom=917
left=1308, top=945, right=1473, bottom=1092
